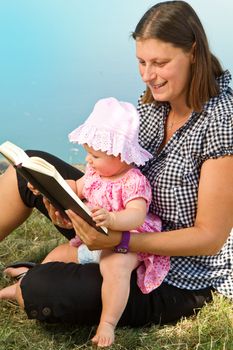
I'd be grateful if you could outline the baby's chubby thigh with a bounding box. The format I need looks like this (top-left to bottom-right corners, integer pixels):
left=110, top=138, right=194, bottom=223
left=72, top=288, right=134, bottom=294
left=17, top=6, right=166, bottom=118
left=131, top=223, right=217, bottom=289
left=99, top=250, right=139, bottom=282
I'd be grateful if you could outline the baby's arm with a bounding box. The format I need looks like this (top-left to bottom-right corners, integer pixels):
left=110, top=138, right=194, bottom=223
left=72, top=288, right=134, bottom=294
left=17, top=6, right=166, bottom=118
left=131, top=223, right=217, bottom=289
left=66, top=176, right=85, bottom=199
left=91, top=198, right=147, bottom=231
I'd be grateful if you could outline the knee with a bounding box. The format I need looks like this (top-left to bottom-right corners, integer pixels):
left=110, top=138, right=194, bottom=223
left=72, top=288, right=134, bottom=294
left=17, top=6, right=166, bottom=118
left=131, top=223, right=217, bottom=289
left=44, top=243, right=77, bottom=263
left=100, top=256, right=131, bottom=281
left=16, top=281, right=25, bottom=308
left=20, top=262, right=103, bottom=324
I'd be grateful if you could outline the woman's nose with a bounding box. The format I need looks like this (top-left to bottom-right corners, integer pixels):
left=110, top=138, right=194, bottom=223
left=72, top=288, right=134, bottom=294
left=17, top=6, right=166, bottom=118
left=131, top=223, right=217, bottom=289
left=141, top=65, right=157, bottom=83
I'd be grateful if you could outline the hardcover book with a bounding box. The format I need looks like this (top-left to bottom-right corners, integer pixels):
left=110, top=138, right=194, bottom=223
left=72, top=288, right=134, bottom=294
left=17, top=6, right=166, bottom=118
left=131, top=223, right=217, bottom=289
left=0, top=141, right=108, bottom=235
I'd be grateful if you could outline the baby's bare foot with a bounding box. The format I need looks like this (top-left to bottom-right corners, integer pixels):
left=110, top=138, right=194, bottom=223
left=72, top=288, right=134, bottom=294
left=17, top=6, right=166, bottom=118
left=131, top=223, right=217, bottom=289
left=91, top=321, right=115, bottom=347
left=0, top=283, right=17, bottom=300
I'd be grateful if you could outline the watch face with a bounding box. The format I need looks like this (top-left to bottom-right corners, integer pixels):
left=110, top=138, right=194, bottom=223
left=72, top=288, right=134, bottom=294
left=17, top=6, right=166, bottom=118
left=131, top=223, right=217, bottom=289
left=114, top=247, right=128, bottom=254
left=115, top=247, right=128, bottom=254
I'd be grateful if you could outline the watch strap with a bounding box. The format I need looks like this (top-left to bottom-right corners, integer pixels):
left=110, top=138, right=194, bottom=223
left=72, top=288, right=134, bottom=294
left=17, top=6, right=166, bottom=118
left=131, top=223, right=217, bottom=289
left=114, top=231, right=130, bottom=254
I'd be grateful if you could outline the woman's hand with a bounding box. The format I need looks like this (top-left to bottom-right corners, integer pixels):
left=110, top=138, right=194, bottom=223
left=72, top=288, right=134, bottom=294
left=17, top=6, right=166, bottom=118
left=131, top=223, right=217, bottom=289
left=43, top=197, right=73, bottom=229
left=27, top=182, right=41, bottom=196
left=66, top=209, right=121, bottom=250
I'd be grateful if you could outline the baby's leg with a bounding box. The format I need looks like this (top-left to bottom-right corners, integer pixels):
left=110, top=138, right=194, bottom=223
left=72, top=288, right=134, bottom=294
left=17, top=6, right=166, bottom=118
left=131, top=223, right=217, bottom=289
left=92, top=251, right=139, bottom=347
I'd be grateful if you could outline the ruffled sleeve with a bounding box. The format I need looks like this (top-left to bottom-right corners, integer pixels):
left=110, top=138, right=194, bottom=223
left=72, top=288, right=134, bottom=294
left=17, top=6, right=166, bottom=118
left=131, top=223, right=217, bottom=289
left=201, top=112, right=233, bottom=161
left=121, top=169, right=152, bottom=210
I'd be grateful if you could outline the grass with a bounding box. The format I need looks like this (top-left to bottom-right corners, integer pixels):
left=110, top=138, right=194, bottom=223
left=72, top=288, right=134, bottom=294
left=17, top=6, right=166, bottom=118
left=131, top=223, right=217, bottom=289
left=0, top=210, right=232, bottom=350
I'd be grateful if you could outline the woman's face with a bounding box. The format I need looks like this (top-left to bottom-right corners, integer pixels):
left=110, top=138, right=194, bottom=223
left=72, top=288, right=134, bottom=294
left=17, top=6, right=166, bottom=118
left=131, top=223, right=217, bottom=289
left=136, top=38, right=194, bottom=106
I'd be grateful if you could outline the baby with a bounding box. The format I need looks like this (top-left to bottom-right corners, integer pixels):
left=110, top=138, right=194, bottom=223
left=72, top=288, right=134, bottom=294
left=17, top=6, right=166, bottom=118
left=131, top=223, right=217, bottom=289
left=67, top=97, right=170, bottom=347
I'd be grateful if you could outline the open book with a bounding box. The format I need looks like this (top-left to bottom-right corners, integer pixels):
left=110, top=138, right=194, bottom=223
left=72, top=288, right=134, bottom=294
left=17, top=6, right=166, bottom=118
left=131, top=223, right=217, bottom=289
left=0, top=141, right=108, bottom=235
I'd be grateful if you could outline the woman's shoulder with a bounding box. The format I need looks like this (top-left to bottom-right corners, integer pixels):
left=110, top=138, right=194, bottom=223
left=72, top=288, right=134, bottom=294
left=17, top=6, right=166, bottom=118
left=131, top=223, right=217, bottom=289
left=205, top=70, right=233, bottom=118
left=199, top=90, right=233, bottom=160
left=204, top=89, right=233, bottom=128
left=212, top=90, right=233, bottom=117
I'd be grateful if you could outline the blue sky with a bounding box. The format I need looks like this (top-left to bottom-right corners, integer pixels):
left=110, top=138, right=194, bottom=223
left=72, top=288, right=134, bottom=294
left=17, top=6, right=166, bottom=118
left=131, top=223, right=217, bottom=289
left=0, top=1, right=232, bottom=163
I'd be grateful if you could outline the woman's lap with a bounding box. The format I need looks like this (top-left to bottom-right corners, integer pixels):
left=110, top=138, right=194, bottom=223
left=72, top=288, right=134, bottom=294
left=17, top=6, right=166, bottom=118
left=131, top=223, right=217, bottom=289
left=20, top=261, right=213, bottom=326
left=16, top=150, right=213, bottom=326
left=21, top=262, right=103, bottom=324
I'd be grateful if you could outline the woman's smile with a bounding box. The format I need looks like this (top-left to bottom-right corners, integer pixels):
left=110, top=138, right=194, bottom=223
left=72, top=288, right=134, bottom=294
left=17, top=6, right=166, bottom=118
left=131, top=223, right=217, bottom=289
left=149, top=80, right=167, bottom=92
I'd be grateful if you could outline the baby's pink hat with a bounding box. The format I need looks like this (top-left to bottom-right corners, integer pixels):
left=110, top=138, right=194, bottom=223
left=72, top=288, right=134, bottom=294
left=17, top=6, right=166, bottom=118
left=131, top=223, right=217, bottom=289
left=68, top=97, right=153, bottom=166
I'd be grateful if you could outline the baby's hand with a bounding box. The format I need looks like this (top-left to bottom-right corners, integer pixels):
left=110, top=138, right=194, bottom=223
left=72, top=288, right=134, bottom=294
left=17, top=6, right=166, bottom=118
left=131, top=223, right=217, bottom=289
left=27, top=182, right=40, bottom=196
left=91, top=207, right=115, bottom=228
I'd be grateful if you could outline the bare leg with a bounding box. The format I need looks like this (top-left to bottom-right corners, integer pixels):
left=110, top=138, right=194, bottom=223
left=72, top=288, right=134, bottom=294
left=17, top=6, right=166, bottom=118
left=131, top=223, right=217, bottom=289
left=92, top=251, right=139, bottom=348
left=4, top=242, right=78, bottom=278
left=0, top=165, right=32, bottom=241
left=0, top=166, right=79, bottom=304
left=0, top=283, right=18, bottom=300
left=0, top=278, right=26, bottom=307
left=42, top=242, right=78, bottom=263
left=1, top=243, right=78, bottom=303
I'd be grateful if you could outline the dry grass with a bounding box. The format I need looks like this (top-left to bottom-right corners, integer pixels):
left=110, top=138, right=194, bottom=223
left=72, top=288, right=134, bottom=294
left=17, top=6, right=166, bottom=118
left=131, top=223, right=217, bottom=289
left=0, top=211, right=232, bottom=350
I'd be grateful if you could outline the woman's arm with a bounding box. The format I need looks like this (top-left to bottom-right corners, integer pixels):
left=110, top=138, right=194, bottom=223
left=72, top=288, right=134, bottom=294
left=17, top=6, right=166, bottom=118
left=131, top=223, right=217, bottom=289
left=130, top=155, right=233, bottom=256
left=66, top=156, right=233, bottom=255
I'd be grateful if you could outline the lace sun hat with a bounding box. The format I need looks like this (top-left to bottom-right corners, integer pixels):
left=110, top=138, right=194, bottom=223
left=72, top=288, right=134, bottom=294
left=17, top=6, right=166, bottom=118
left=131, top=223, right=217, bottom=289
left=68, top=97, right=153, bottom=166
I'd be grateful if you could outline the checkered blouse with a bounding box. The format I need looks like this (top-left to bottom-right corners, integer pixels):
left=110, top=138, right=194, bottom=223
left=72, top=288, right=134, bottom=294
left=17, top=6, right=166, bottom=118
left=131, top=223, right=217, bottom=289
left=137, top=70, right=233, bottom=298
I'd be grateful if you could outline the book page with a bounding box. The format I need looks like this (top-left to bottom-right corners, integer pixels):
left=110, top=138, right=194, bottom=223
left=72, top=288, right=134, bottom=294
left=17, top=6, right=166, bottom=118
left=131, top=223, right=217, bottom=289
left=0, top=141, right=29, bottom=165
left=23, top=156, right=56, bottom=176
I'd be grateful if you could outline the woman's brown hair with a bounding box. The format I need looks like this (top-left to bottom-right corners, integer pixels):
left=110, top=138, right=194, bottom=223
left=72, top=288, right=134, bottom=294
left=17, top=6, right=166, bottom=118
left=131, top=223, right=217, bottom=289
left=132, top=1, right=223, bottom=111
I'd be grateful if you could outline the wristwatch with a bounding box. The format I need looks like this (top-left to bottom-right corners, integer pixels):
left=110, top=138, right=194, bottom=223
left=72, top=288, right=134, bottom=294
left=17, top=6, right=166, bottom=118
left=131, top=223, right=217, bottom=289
left=114, top=231, right=130, bottom=254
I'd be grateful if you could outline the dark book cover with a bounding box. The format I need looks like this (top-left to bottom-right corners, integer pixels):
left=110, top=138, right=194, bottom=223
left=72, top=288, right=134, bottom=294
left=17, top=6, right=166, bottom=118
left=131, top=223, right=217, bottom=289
left=15, top=164, right=107, bottom=235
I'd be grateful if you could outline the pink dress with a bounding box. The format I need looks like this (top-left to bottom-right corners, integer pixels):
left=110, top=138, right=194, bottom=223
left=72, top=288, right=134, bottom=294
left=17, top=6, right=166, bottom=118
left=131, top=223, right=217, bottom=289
left=81, top=165, right=170, bottom=294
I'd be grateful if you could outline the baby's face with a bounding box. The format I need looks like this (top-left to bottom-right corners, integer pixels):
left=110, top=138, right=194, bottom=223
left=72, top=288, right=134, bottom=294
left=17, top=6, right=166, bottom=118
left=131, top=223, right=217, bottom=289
left=84, top=144, right=127, bottom=178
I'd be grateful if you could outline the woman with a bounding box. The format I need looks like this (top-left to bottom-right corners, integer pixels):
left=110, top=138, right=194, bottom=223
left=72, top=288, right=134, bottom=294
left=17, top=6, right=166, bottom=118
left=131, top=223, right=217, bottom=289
left=0, top=0, right=232, bottom=329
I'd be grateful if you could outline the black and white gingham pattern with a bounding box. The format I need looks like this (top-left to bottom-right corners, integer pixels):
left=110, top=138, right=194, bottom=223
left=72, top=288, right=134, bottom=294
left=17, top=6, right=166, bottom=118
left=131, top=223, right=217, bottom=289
left=137, top=70, right=233, bottom=298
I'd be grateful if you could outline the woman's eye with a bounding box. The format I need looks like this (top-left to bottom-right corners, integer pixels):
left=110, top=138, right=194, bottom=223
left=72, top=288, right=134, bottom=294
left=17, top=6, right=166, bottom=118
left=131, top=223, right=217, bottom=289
left=138, top=60, right=146, bottom=66
left=155, top=62, right=166, bottom=67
